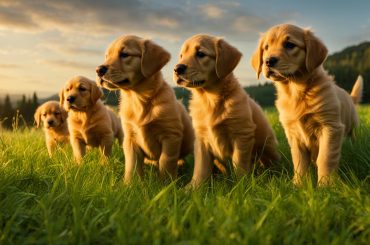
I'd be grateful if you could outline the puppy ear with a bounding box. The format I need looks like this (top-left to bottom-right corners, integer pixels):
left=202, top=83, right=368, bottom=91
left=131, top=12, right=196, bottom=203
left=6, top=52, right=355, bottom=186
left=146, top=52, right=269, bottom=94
left=251, top=35, right=265, bottom=79
left=34, top=106, right=42, bottom=128
left=304, top=29, right=328, bottom=72
left=90, top=82, right=103, bottom=104
left=215, top=38, right=242, bottom=79
left=59, top=88, right=65, bottom=107
left=141, top=40, right=171, bottom=78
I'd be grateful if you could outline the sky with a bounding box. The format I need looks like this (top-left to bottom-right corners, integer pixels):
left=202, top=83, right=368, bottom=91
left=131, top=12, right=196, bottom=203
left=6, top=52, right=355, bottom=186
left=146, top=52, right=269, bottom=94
left=0, top=0, right=369, bottom=97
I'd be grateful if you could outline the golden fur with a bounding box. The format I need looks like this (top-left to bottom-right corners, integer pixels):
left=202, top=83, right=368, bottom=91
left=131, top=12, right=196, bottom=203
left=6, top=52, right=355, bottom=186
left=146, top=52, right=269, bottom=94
left=34, top=101, right=69, bottom=156
left=60, top=76, right=123, bottom=162
left=96, top=35, right=194, bottom=183
left=251, top=24, right=363, bottom=185
left=174, top=34, right=280, bottom=187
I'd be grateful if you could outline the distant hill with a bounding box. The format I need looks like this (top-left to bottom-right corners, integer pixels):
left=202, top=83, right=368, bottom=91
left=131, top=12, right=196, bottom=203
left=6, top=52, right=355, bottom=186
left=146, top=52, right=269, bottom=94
left=324, top=41, right=370, bottom=103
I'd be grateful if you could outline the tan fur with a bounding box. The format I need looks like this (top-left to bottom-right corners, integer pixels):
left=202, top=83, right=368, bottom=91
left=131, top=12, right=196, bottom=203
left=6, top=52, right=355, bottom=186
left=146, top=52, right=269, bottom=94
left=97, top=35, right=194, bottom=183
left=174, top=34, right=280, bottom=187
left=34, top=101, right=69, bottom=156
left=251, top=24, right=363, bottom=185
left=60, top=76, right=123, bottom=162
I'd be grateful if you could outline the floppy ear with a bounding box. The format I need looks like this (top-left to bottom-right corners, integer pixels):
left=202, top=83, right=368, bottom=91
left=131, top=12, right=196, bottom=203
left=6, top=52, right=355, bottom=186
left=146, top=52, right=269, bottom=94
left=141, top=39, right=171, bottom=78
left=251, top=35, right=265, bottom=79
left=215, top=38, right=242, bottom=79
left=304, top=29, right=328, bottom=72
left=90, top=82, right=103, bottom=104
left=59, top=88, right=65, bottom=106
left=34, top=106, right=42, bottom=128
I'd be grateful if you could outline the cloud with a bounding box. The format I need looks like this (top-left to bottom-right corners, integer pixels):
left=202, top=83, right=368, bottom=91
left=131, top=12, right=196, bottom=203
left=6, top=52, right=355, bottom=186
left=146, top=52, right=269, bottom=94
left=200, top=4, right=224, bottom=19
left=0, top=63, right=20, bottom=69
left=41, top=42, right=103, bottom=56
left=0, top=0, right=297, bottom=42
left=40, top=59, right=96, bottom=70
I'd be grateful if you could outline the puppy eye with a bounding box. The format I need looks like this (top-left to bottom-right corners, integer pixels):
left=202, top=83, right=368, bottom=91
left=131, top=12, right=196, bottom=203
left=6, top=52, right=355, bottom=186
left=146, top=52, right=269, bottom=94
left=79, top=87, right=87, bottom=92
left=42, top=113, right=46, bottom=117
left=264, top=45, right=269, bottom=50
left=54, top=112, right=60, bottom=115
left=120, top=51, right=129, bottom=58
left=196, top=50, right=206, bottom=58
left=180, top=54, right=183, bottom=59
left=66, top=88, right=70, bottom=92
left=284, top=41, right=296, bottom=50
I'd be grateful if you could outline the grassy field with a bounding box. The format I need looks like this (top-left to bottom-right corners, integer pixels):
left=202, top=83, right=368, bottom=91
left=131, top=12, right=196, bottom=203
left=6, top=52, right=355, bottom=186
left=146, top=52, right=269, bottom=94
left=1, top=107, right=370, bottom=244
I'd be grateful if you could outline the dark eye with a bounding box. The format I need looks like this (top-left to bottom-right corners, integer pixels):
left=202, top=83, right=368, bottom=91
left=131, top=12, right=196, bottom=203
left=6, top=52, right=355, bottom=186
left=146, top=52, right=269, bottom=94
left=79, top=87, right=86, bottom=92
left=284, top=41, right=296, bottom=50
left=66, top=88, right=70, bottom=92
left=54, top=112, right=60, bottom=115
left=120, top=51, right=129, bottom=58
left=42, top=113, right=46, bottom=117
left=180, top=54, right=183, bottom=58
left=196, top=50, right=206, bottom=58
left=264, top=45, right=269, bottom=50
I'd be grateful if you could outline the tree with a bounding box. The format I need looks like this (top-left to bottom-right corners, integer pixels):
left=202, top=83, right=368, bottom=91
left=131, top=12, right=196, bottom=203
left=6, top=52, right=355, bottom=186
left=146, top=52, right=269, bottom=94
left=1, top=94, right=14, bottom=129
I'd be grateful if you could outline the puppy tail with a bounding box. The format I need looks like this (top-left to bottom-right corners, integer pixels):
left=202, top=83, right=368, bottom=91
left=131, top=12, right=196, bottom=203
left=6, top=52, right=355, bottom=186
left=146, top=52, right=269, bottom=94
left=350, top=75, right=363, bottom=104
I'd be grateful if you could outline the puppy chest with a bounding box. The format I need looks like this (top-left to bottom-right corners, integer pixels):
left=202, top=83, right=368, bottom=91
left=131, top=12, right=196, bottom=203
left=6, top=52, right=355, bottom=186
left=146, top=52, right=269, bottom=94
left=198, top=123, right=233, bottom=159
left=130, top=124, right=161, bottom=159
left=285, top=113, right=321, bottom=148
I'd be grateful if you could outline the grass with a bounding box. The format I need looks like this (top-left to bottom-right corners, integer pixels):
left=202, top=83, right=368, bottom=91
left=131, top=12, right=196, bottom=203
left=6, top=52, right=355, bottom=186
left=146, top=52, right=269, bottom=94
left=1, top=107, right=370, bottom=244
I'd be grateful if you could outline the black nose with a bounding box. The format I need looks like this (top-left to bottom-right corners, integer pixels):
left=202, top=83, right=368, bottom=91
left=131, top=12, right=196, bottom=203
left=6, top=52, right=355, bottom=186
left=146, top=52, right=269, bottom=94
left=47, top=120, right=54, bottom=126
left=96, top=65, right=108, bottom=77
left=174, top=64, right=187, bottom=75
left=67, top=96, right=75, bottom=103
left=266, top=57, right=278, bottom=67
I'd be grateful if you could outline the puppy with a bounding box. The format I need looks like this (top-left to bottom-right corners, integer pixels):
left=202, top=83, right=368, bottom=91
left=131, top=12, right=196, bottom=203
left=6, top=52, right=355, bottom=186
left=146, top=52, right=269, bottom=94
left=251, top=24, right=363, bottom=185
left=60, top=76, right=123, bottom=162
left=174, top=34, right=280, bottom=187
left=34, top=101, right=69, bottom=156
left=96, top=35, right=194, bottom=183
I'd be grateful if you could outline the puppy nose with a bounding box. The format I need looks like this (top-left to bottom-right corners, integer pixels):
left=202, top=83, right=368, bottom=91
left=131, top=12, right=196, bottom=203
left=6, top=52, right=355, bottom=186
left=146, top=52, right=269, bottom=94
left=174, top=64, right=187, bottom=75
left=47, top=120, right=54, bottom=126
left=266, top=57, right=278, bottom=67
left=96, top=65, right=108, bottom=77
left=66, top=96, right=75, bottom=103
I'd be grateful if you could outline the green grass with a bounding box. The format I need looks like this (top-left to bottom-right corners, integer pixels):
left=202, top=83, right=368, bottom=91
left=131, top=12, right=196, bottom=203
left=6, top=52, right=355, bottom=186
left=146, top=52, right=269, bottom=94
left=1, top=107, right=370, bottom=244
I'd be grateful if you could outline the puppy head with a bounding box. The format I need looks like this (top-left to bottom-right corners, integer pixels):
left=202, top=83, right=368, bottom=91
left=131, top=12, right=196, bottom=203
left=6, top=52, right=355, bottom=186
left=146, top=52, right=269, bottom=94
left=34, top=101, right=68, bottom=129
left=60, top=76, right=102, bottom=112
left=174, top=34, right=242, bottom=89
left=96, top=35, right=170, bottom=90
left=251, top=24, right=328, bottom=81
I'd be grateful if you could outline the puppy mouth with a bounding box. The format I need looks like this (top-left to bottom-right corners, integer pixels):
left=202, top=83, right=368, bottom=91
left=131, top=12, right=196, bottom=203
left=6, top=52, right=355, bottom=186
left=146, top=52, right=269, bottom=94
left=99, top=78, right=130, bottom=89
left=176, top=77, right=205, bottom=88
left=266, top=69, right=286, bottom=81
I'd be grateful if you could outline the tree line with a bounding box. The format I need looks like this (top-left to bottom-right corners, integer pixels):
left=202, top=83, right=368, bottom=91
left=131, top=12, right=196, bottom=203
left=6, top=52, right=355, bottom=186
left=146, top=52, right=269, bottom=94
left=0, top=93, right=39, bottom=130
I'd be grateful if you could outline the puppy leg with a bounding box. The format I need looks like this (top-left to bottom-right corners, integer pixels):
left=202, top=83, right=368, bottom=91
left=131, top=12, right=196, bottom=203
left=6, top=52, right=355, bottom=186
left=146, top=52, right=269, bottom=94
left=123, top=137, right=144, bottom=184
left=189, top=139, right=213, bottom=187
left=316, top=125, right=344, bottom=186
left=71, top=136, right=86, bottom=163
left=46, top=138, right=56, bottom=157
left=290, top=139, right=311, bottom=185
left=100, top=134, right=114, bottom=157
left=159, top=138, right=181, bottom=180
left=232, top=134, right=255, bottom=178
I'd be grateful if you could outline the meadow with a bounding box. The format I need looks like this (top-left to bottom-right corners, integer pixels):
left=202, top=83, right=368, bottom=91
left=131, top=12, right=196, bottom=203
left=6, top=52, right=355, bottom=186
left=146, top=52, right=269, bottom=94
left=0, top=107, right=369, bottom=244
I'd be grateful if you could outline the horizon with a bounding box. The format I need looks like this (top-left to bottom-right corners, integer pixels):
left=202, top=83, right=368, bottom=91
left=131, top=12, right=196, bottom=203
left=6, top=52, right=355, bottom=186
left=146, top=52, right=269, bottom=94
left=0, top=0, right=369, bottom=97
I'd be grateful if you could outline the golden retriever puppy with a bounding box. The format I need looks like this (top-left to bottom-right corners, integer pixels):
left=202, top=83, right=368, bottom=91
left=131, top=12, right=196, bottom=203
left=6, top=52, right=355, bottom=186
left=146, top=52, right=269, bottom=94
left=251, top=24, right=363, bottom=185
left=34, top=101, right=69, bottom=156
left=96, top=35, right=194, bottom=183
left=60, top=76, right=123, bottom=162
left=174, top=34, right=280, bottom=187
